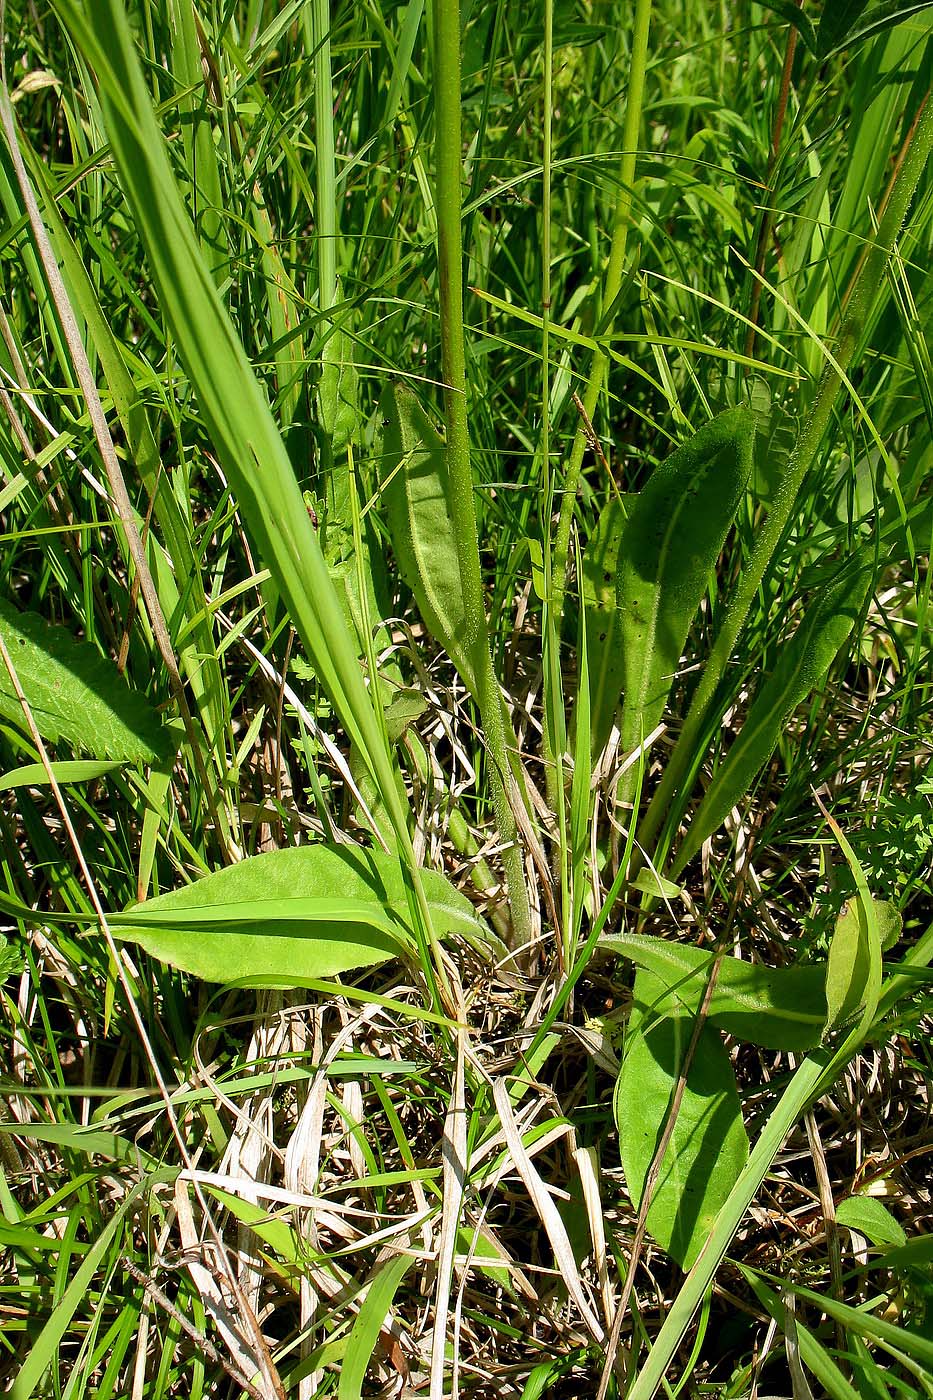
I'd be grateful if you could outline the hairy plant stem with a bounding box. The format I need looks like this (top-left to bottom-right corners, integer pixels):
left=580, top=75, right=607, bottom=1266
left=309, top=0, right=337, bottom=316
left=543, top=0, right=651, bottom=827
left=539, top=0, right=572, bottom=944
left=744, top=23, right=798, bottom=363
left=432, top=0, right=532, bottom=950
left=638, top=92, right=933, bottom=864
left=549, top=0, right=652, bottom=613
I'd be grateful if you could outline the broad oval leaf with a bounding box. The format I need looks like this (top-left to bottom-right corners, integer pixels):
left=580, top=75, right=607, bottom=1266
left=615, top=969, right=749, bottom=1270
left=110, top=844, right=488, bottom=985
left=616, top=409, right=754, bottom=788
left=600, top=931, right=827, bottom=1050
left=379, top=382, right=474, bottom=689
left=0, top=599, right=172, bottom=766
left=825, top=895, right=901, bottom=1034
left=673, top=554, right=874, bottom=875
left=836, top=1195, right=907, bottom=1250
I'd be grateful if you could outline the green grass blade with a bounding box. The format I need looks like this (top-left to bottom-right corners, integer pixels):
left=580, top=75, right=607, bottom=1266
left=56, top=0, right=400, bottom=821
left=338, top=1251, right=416, bottom=1400
left=166, top=0, right=227, bottom=268
left=11, top=1174, right=156, bottom=1400
left=767, top=1273, right=933, bottom=1370
left=816, top=0, right=873, bottom=57
left=672, top=554, right=874, bottom=875
left=743, top=1271, right=863, bottom=1400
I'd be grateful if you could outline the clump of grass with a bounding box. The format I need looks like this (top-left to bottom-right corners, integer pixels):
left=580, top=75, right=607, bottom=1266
left=0, top=2, right=932, bottom=1397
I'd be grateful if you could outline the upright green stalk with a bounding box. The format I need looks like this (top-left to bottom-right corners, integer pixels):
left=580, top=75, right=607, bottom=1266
left=540, top=0, right=553, bottom=528
left=543, top=0, right=651, bottom=842
left=540, top=0, right=554, bottom=527
left=638, top=92, right=933, bottom=862
left=431, top=0, right=532, bottom=948
left=539, top=0, right=573, bottom=946
left=550, top=0, right=652, bottom=613
left=309, top=0, right=337, bottom=315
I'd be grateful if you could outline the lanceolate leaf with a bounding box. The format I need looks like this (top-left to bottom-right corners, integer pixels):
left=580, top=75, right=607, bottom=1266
left=319, top=316, right=361, bottom=456
left=108, top=844, right=488, bottom=986
left=58, top=0, right=415, bottom=867
left=825, top=895, right=901, bottom=1034
left=615, top=969, right=749, bottom=1270
left=379, top=381, right=475, bottom=689
left=600, top=931, right=827, bottom=1050
left=0, top=599, right=172, bottom=766
left=673, top=555, right=874, bottom=875
left=617, top=409, right=754, bottom=789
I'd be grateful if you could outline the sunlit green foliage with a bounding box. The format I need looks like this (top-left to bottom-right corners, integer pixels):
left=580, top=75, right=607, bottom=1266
left=0, top=0, right=931, bottom=1395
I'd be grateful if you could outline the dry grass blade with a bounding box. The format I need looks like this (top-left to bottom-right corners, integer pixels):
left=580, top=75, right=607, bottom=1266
left=121, top=1257, right=266, bottom=1400
left=492, top=1078, right=604, bottom=1345
left=574, top=1145, right=614, bottom=1331
left=219, top=992, right=289, bottom=1313
left=783, top=1292, right=816, bottom=1400
left=173, top=1178, right=282, bottom=1400
left=431, top=1027, right=468, bottom=1400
